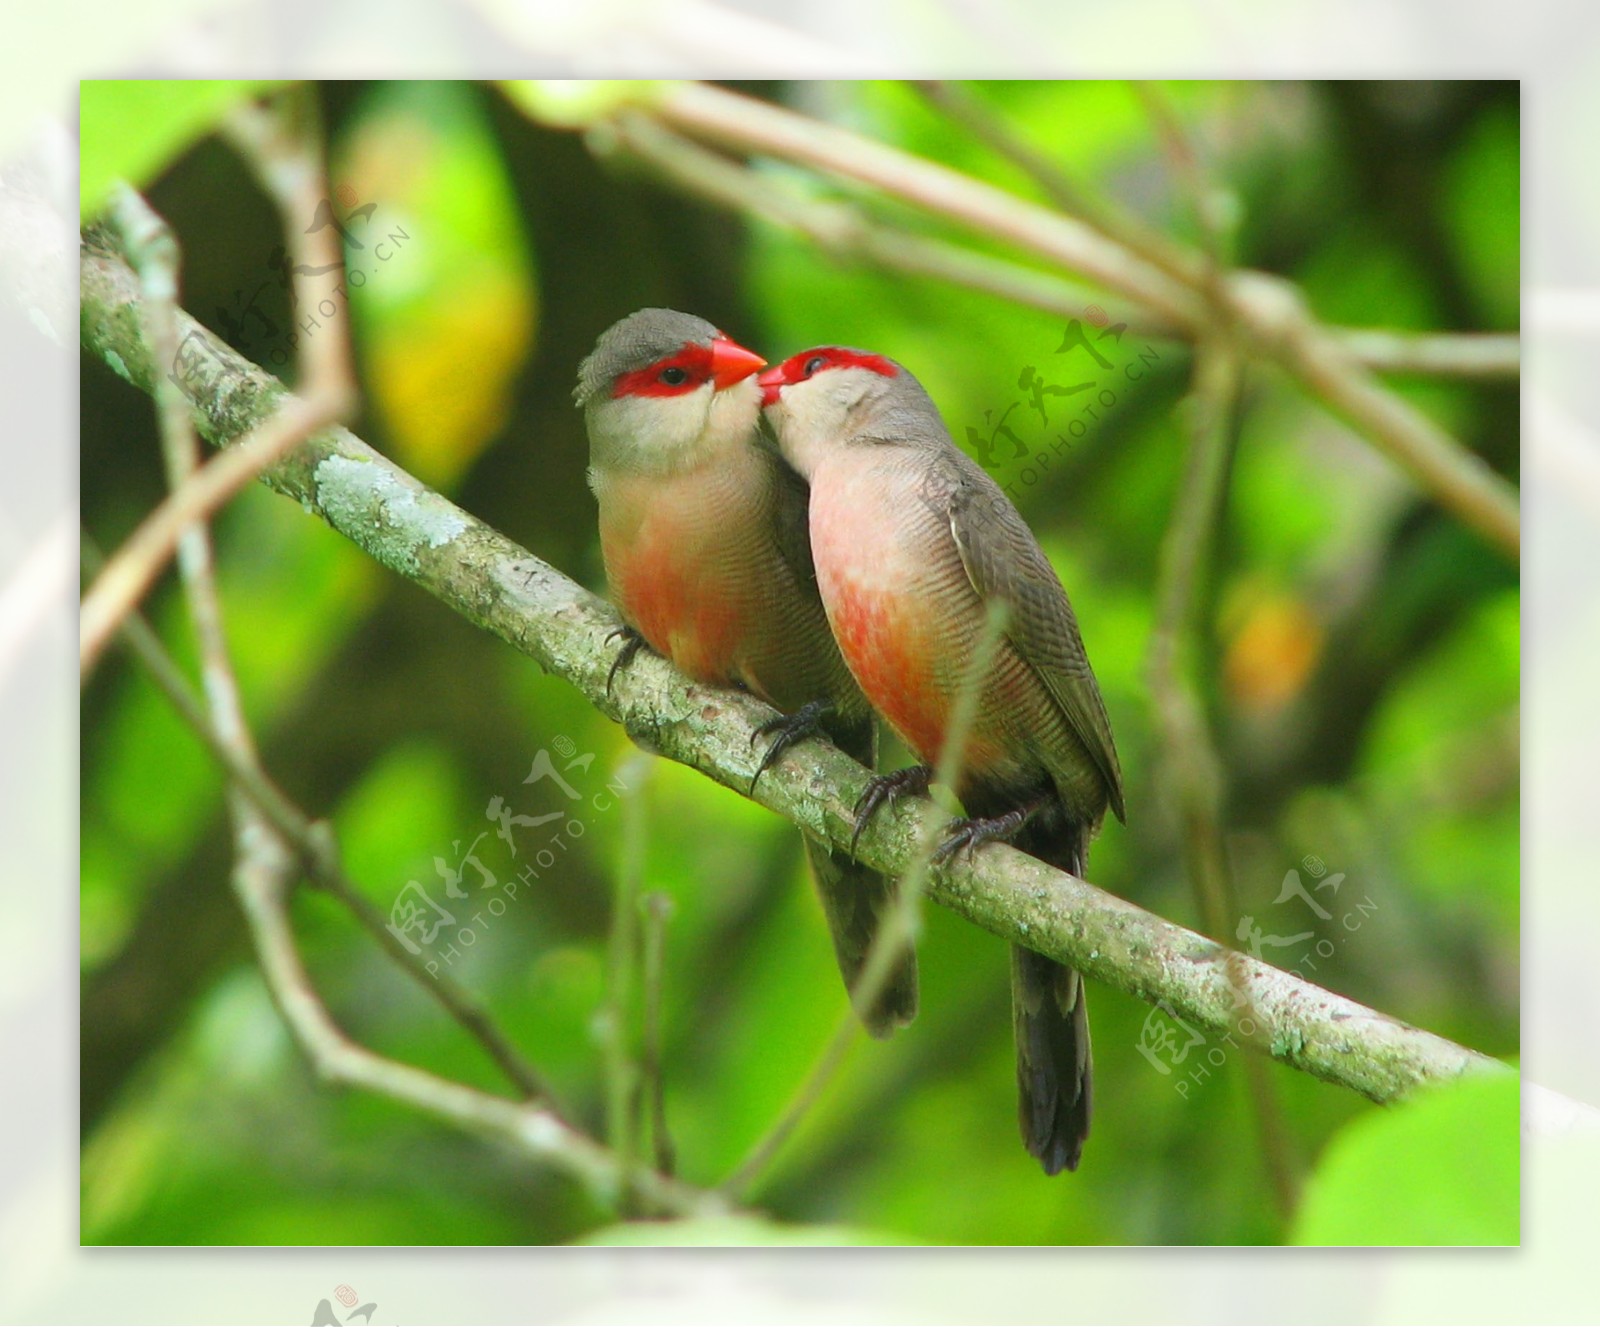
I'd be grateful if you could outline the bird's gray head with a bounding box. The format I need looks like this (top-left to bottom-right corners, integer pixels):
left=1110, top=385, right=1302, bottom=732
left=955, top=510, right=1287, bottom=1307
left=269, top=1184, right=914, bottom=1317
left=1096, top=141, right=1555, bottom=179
left=757, top=346, right=940, bottom=479
left=577, top=308, right=767, bottom=477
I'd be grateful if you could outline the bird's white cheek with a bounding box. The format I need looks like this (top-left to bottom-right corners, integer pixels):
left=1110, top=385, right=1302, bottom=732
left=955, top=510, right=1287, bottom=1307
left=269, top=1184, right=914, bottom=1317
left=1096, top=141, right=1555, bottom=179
left=705, top=376, right=761, bottom=449
left=767, top=390, right=833, bottom=480
left=588, top=389, right=715, bottom=475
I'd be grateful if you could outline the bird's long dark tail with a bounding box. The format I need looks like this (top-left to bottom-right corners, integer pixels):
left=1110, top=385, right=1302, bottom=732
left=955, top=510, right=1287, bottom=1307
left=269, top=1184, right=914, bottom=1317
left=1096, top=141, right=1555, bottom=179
left=1010, top=814, right=1092, bottom=1174
left=806, top=710, right=917, bottom=1037
left=805, top=837, right=919, bottom=1037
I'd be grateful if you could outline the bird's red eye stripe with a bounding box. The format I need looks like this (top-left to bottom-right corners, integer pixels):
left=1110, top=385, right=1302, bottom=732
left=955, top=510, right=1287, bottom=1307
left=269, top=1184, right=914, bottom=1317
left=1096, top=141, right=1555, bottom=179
left=769, top=347, right=899, bottom=386
left=612, top=343, right=715, bottom=399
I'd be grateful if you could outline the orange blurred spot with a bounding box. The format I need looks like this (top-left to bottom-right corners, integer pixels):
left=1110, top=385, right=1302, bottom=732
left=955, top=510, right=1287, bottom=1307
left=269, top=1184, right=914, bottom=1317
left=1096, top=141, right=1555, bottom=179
left=1224, top=591, right=1323, bottom=711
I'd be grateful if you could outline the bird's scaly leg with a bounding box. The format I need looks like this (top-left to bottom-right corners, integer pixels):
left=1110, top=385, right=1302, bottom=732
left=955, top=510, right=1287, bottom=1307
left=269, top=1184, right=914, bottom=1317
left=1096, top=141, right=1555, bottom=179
left=605, top=624, right=647, bottom=696
left=850, top=765, right=934, bottom=856
left=749, top=699, right=835, bottom=792
left=933, top=795, right=1053, bottom=865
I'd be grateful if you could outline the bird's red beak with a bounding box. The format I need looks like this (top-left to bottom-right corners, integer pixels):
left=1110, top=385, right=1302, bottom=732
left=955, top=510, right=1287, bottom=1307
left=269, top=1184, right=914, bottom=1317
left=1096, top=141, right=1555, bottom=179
left=710, top=335, right=767, bottom=391
left=757, top=364, right=786, bottom=408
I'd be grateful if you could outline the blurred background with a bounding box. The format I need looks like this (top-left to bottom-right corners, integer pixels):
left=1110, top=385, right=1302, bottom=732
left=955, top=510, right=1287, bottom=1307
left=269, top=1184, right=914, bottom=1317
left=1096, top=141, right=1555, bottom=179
left=78, top=79, right=1519, bottom=1247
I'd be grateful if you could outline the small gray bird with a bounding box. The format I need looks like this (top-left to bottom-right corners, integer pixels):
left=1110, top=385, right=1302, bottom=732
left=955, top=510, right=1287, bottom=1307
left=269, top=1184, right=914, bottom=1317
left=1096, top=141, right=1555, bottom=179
left=578, top=310, right=918, bottom=1037
left=759, top=345, right=1125, bottom=1173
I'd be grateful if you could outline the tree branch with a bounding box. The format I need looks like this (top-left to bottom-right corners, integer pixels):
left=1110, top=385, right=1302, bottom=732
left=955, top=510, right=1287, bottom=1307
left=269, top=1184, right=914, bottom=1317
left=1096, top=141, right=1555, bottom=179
left=81, top=240, right=1506, bottom=1109
left=619, top=81, right=1518, bottom=560
left=1148, top=338, right=1300, bottom=1214
left=1333, top=329, right=1519, bottom=380
left=911, top=79, right=1199, bottom=290
left=95, top=585, right=718, bottom=1214
left=78, top=388, right=346, bottom=677
left=1133, top=93, right=1302, bottom=1212
left=1224, top=270, right=1520, bottom=559
left=652, top=80, right=1204, bottom=330
left=88, top=165, right=555, bottom=1112
left=79, top=94, right=359, bottom=680
left=83, top=534, right=561, bottom=1109
left=602, top=112, right=1517, bottom=385
left=600, top=113, right=1165, bottom=338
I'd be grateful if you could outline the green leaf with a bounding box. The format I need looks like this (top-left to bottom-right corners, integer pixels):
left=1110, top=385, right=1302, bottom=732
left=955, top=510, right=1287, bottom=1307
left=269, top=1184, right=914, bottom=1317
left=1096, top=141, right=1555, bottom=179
left=80, top=79, right=279, bottom=216
left=1292, top=1071, right=1519, bottom=1245
left=1440, top=101, right=1520, bottom=329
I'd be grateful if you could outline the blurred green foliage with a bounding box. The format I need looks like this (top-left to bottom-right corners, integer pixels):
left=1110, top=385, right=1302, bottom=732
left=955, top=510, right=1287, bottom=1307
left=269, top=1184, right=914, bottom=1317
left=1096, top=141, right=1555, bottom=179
left=334, top=81, right=537, bottom=489
left=79, top=80, right=281, bottom=215
left=79, top=79, right=1519, bottom=1246
left=1291, top=1070, right=1520, bottom=1244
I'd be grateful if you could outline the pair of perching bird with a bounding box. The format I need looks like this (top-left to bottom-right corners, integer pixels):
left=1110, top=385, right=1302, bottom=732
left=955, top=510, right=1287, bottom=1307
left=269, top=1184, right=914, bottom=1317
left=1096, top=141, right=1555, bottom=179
left=578, top=309, right=1124, bottom=1175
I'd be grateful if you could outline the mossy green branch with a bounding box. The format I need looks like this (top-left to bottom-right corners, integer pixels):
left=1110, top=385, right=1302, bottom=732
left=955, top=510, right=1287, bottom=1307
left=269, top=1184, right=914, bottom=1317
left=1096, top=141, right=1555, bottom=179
left=81, top=237, right=1506, bottom=1108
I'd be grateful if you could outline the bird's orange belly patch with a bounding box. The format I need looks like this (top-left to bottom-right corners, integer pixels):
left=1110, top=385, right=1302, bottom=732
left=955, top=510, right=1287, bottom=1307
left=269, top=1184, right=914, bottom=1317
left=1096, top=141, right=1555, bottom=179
left=606, top=528, right=744, bottom=687
left=812, top=471, right=1008, bottom=775
left=824, top=573, right=953, bottom=764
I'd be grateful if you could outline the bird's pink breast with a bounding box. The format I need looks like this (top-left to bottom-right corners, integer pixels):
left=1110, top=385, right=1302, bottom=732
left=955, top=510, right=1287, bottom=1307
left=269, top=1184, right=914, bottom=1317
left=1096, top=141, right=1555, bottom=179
left=810, top=458, right=970, bottom=766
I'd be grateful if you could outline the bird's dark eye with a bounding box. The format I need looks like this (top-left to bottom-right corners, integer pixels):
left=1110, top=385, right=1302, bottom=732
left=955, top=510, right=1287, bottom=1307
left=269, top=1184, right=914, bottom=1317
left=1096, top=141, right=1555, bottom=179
left=658, top=366, right=689, bottom=386
left=803, top=355, right=827, bottom=377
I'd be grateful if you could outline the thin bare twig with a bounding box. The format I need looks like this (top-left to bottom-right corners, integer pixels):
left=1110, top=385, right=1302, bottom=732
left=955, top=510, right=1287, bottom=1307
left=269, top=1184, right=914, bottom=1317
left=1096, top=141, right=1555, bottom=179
left=1333, top=329, right=1520, bottom=380
left=639, top=890, right=677, bottom=1180
left=653, top=81, right=1203, bottom=331
left=99, top=180, right=677, bottom=1205
left=722, top=604, right=1009, bottom=1198
left=1130, top=81, right=1235, bottom=274
left=912, top=80, right=1203, bottom=291
left=604, top=753, right=652, bottom=1211
left=220, top=89, right=355, bottom=403
left=602, top=113, right=1165, bottom=337
left=1146, top=340, right=1301, bottom=1218
left=96, top=593, right=699, bottom=1209
left=82, top=534, right=558, bottom=1108
left=90, top=124, right=550, bottom=1115
left=1224, top=270, right=1520, bottom=559
left=627, top=82, right=1518, bottom=560
left=108, top=186, right=249, bottom=750
left=604, top=112, right=1516, bottom=387
left=80, top=90, right=358, bottom=679
left=227, top=801, right=717, bottom=1218
left=1134, top=89, right=1300, bottom=1216
left=78, top=392, right=345, bottom=677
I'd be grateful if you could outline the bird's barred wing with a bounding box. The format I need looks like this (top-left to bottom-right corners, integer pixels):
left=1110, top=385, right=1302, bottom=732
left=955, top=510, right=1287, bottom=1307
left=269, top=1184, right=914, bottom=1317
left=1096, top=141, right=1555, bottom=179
left=764, top=435, right=821, bottom=598
left=942, top=455, right=1125, bottom=822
